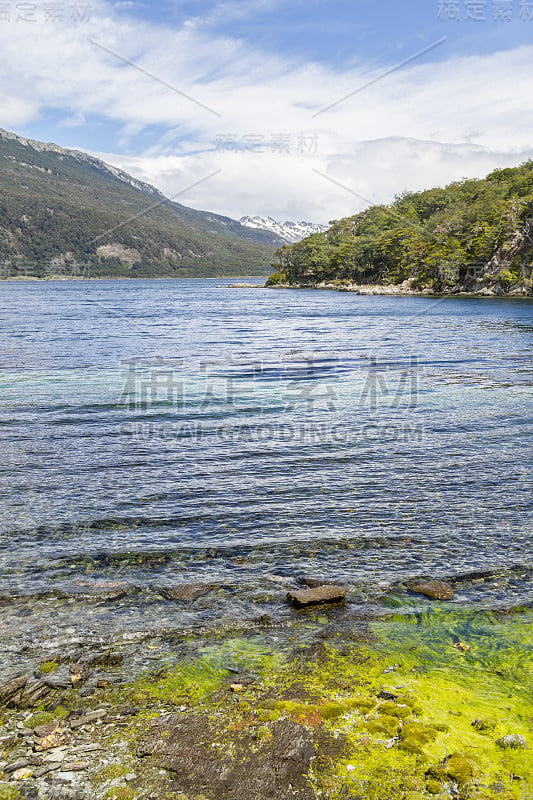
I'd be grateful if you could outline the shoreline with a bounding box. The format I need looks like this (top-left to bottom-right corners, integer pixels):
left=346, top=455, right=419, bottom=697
left=0, top=605, right=531, bottom=800
left=266, top=280, right=533, bottom=298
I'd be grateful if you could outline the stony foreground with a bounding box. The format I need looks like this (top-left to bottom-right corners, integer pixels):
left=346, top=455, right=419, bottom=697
left=0, top=607, right=532, bottom=800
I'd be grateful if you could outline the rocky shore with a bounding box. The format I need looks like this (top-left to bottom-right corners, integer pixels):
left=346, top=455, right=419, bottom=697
left=0, top=600, right=531, bottom=800
left=265, top=279, right=532, bottom=296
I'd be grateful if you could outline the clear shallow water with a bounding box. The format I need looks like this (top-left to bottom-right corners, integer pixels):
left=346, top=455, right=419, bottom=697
left=0, top=280, right=532, bottom=669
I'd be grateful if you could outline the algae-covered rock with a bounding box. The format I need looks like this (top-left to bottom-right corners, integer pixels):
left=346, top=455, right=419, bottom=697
left=138, top=713, right=318, bottom=799
left=399, top=721, right=439, bottom=755
left=428, top=752, right=477, bottom=784
left=377, top=700, right=411, bottom=719
left=496, top=734, right=528, bottom=749
left=366, top=714, right=400, bottom=737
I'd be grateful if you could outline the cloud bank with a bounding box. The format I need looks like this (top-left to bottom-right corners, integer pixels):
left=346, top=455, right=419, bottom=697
left=1, top=1, right=531, bottom=221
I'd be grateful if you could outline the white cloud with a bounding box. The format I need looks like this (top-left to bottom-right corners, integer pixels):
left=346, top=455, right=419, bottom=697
left=0, top=2, right=531, bottom=221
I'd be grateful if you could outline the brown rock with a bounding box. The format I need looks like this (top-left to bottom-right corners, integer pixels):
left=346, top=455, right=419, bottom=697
left=410, top=580, right=455, bottom=600
left=159, top=583, right=219, bottom=602
left=138, top=714, right=317, bottom=800
left=14, top=679, right=52, bottom=709
left=287, top=585, right=347, bottom=608
left=34, top=728, right=70, bottom=752
left=0, top=674, right=28, bottom=704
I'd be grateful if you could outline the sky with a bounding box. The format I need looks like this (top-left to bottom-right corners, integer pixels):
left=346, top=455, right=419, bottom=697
left=1, top=0, right=532, bottom=222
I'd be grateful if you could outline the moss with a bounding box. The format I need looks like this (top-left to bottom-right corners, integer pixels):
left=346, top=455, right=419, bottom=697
left=428, top=752, right=477, bottom=784
left=255, top=725, right=273, bottom=744
left=0, top=785, right=21, bottom=800
left=399, top=721, right=440, bottom=755
left=366, top=714, right=401, bottom=737
left=25, top=706, right=68, bottom=728
left=321, top=701, right=348, bottom=720
left=378, top=701, right=412, bottom=719
left=104, top=788, right=135, bottom=800
left=347, top=697, right=375, bottom=713
left=38, top=661, right=59, bottom=674
left=97, top=763, right=131, bottom=783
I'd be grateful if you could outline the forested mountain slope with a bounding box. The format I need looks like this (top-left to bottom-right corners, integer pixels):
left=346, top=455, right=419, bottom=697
left=0, top=129, right=281, bottom=278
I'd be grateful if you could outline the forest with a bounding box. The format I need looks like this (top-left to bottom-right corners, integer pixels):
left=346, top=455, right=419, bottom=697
left=267, top=162, right=533, bottom=295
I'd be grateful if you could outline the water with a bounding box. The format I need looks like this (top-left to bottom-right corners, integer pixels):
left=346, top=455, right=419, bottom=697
left=0, top=280, right=531, bottom=672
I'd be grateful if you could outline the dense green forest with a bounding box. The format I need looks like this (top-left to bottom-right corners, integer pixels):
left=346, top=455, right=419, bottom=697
left=268, top=162, right=533, bottom=295
left=0, top=130, right=280, bottom=278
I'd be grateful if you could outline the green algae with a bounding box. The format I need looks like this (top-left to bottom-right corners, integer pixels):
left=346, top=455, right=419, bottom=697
left=104, top=788, right=135, bottom=800
left=25, top=706, right=68, bottom=728
left=38, top=661, right=59, bottom=674
left=130, top=635, right=285, bottom=707
left=261, top=608, right=532, bottom=798
left=0, top=786, right=20, bottom=800
left=30, top=607, right=529, bottom=800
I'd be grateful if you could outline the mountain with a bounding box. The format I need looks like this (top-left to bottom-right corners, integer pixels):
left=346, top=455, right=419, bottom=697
left=267, top=162, right=533, bottom=296
left=0, top=128, right=284, bottom=278
left=239, top=216, right=328, bottom=244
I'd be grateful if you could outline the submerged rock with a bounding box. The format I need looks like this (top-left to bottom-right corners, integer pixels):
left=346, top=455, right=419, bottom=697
left=409, top=580, right=455, bottom=600
left=159, top=583, right=219, bottom=602
left=287, top=585, right=347, bottom=608
left=296, top=576, right=336, bottom=589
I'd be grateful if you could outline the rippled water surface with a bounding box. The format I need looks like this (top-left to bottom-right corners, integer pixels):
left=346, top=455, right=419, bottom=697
left=0, top=280, right=531, bottom=670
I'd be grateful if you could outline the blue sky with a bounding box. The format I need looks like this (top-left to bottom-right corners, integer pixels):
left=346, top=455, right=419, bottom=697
left=1, top=0, right=532, bottom=220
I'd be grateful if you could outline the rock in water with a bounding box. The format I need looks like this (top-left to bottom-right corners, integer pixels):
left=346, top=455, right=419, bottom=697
left=410, top=580, right=455, bottom=600
left=159, top=583, right=219, bottom=602
left=296, top=576, right=335, bottom=588
left=287, top=585, right=347, bottom=608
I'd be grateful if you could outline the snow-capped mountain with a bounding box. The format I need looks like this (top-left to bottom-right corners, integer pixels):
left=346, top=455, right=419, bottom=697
left=239, top=216, right=328, bottom=244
